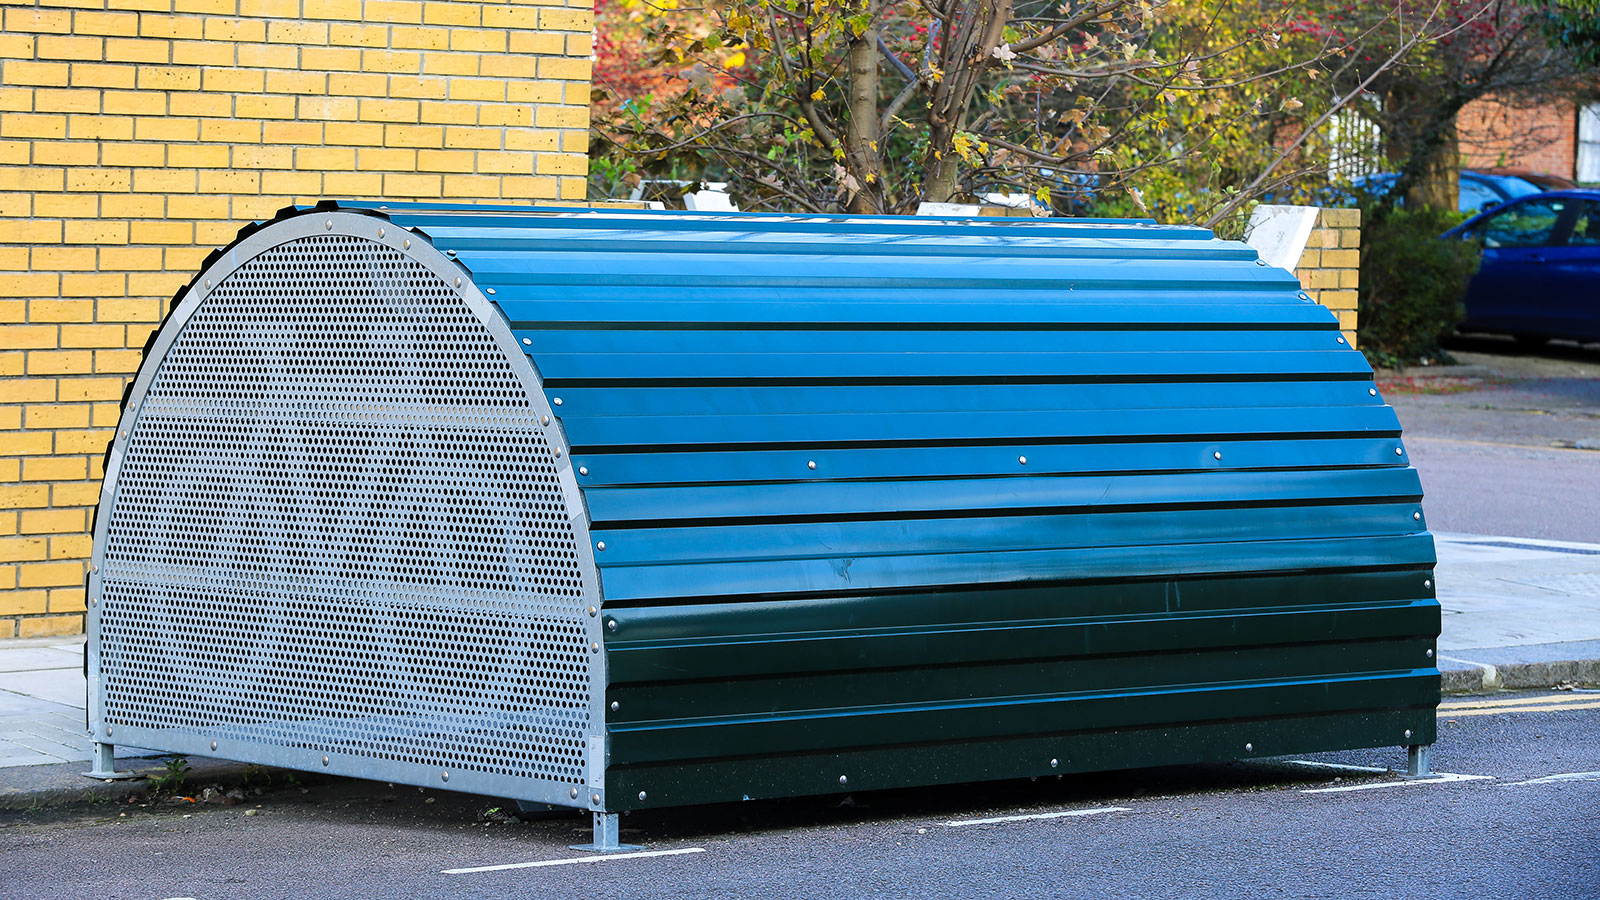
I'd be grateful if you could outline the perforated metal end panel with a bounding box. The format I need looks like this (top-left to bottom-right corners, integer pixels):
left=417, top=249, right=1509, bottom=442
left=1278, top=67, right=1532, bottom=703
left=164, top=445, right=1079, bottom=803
left=91, top=219, right=601, bottom=806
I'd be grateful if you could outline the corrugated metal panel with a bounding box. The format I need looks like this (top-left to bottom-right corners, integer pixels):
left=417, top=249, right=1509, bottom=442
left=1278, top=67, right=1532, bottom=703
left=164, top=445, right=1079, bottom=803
left=378, top=204, right=1438, bottom=810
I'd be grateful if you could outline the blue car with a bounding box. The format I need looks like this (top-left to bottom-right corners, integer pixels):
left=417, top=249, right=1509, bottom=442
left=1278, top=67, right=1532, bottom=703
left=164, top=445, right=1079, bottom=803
left=1444, top=190, right=1600, bottom=346
left=1353, top=170, right=1544, bottom=215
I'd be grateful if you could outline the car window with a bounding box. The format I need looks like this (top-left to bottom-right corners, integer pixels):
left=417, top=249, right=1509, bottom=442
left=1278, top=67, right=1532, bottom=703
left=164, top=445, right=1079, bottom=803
left=1498, top=177, right=1543, bottom=199
left=1566, top=201, right=1600, bottom=247
left=1459, top=179, right=1502, bottom=214
left=1478, top=198, right=1569, bottom=248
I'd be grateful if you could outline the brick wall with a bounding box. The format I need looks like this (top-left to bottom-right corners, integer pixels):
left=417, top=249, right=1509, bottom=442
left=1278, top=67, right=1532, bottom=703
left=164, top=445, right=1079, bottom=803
left=1458, top=95, right=1577, bottom=179
left=1294, top=208, right=1360, bottom=346
left=0, top=0, right=592, bottom=638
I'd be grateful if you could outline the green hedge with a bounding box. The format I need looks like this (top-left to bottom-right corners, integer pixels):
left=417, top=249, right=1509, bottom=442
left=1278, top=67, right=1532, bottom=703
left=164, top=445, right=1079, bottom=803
left=1357, top=206, right=1481, bottom=369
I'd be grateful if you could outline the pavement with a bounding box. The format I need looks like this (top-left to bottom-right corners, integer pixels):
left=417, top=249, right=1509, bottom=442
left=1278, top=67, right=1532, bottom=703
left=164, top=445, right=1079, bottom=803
left=1, top=530, right=1597, bottom=811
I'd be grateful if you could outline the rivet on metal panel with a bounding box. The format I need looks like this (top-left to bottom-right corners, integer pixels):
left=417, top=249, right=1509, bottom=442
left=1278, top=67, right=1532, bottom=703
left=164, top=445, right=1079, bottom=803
left=378, top=228, right=385, bottom=238
left=210, top=741, right=217, bottom=751
left=588, top=606, right=598, bottom=617
left=1018, top=456, right=1027, bottom=465
left=88, top=598, right=95, bottom=606
left=592, top=794, right=601, bottom=805
left=1369, top=388, right=1378, bottom=396
left=453, top=277, right=461, bottom=288
left=1213, top=451, right=1222, bottom=460
left=553, top=397, right=563, bottom=406
left=610, top=701, right=619, bottom=712
left=839, top=775, right=848, bottom=785
left=119, top=431, right=126, bottom=439
left=1244, top=743, right=1253, bottom=752
left=1255, top=259, right=1266, bottom=266
left=442, top=771, right=450, bottom=782
left=205, top=279, right=211, bottom=289
left=1404, top=729, right=1412, bottom=740
left=571, top=787, right=580, bottom=799
left=579, top=466, right=589, bottom=476
left=321, top=756, right=329, bottom=766
left=325, top=219, right=332, bottom=230
left=553, top=448, right=562, bottom=458
left=606, top=619, right=617, bottom=631
left=105, top=727, right=111, bottom=736
left=1396, top=447, right=1404, bottom=456
left=446, top=249, right=456, bottom=257
left=1050, top=758, right=1059, bottom=768
left=638, top=791, right=647, bottom=801
left=403, top=239, right=411, bottom=249
left=522, top=338, right=532, bottom=345
left=541, top=415, right=550, bottom=426
left=1298, top=292, right=1310, bottom=300
left=1424, top=579, right=1433, bottom=589
left=1413, top=511, right=1422, bottom=521
left=596, top=541, right=606, bottom=551
left=1426, top=649, right=1434, bottom=659
left=807, top=460, right=817, bottom=470
left=486, top=287, right=496, bottom=294
left=591, top=641, right=600, bottom=652
left=1337, top=337, right=1346, bottom=344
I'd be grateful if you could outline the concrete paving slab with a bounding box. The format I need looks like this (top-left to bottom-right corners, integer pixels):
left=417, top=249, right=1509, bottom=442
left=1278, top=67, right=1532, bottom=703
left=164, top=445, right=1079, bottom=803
left=0, top=692, right=78, bottom=717
left=0, top=648, right=82, bottom=673
left=1434, top=533, right=1600, bottom=651
left=0, top=670, right=84, bottom=710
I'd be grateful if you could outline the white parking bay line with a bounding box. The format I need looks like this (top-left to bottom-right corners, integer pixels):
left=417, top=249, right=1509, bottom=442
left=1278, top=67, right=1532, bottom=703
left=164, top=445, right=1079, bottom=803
left=442, top=847, right=705, bottom=874
left=944, top=806, right=1130, bottom=827
left=1285, top=760, right=1390, bottom=773
left=1301, top=773, right=1492, bottom=794
left=1501, top=771, right=1600, bottom=787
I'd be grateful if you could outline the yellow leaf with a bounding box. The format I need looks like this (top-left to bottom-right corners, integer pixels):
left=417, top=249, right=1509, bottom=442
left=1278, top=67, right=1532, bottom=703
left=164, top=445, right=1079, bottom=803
left=811, top=88, right=825, bottom=101
left=726, top=50, right=746, bottom=67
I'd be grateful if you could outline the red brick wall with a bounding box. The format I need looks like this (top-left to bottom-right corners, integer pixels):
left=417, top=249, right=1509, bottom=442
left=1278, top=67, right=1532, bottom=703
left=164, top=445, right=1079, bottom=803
left=1457, top=95, right=1577, bottom=178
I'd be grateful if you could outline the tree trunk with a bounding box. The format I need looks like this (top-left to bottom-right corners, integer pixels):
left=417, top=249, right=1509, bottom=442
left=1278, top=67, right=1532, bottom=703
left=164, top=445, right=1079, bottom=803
left=1406, top=125, right=1459, bottom=211
left=920, top=0, right=1010, bottom=206
left=922, top=130, right=964, bottom=204
left=1376, top=84, right=1469, bottom=224
left=844, top=1, right=884, bottom=214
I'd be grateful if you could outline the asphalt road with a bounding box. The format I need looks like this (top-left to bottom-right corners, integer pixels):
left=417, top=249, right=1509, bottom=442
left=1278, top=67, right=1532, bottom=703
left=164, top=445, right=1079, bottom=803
left=2, top=692, right=1597, bottom=900
left=1386, top=339, right=1600, bottom=544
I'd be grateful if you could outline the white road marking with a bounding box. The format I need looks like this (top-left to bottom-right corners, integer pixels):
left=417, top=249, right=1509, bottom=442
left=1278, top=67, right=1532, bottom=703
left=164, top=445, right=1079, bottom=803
left=1301, top=772, right=1492, bottom=794
left=442, top=847, right=705, bottom=874
left=944, top=806, right=1130, bottom=827
left=1500, top=771, right=1600, bottom=787
left=1285, top=760, right=1389, bottom=773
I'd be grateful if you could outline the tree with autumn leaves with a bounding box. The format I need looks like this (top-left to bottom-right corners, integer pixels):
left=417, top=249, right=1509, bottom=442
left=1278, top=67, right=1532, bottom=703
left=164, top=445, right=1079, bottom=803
left=591, top=0, right=1597, bottom=220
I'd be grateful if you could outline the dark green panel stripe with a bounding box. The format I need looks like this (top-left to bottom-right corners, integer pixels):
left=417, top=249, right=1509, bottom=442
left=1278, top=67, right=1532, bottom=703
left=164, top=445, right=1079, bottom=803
left=604, top=704, right=1438, bottom=812
left=606, top=602, right=1440, bottom=686
left=596, top=534, right=1437, bottom=603
left=609, top=636, right=1436, bottom=722
left=608, top=672, right=1439, bottom=765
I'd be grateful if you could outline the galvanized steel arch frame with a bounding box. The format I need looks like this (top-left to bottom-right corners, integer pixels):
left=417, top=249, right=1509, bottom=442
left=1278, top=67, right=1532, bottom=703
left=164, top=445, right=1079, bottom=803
left=87, top=208, right=610, bottom=811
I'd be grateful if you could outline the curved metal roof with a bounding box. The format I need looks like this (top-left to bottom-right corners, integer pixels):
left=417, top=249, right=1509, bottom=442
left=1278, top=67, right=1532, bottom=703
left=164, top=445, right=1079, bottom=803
left=363, top=203, right=1428, bottom=608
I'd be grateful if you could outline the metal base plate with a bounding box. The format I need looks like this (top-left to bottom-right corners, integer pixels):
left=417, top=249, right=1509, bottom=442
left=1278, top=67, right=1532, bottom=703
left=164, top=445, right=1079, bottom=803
left=569, top=843, right=645, bottom=853
left=81, top=769, right=142, bottom=781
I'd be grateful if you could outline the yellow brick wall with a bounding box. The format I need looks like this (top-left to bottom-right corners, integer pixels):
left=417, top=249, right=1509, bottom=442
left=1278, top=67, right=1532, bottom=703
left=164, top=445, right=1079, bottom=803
left=0, top=0, right=592, bottom=638
left=1294, top=207, right=1360, bottom=346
